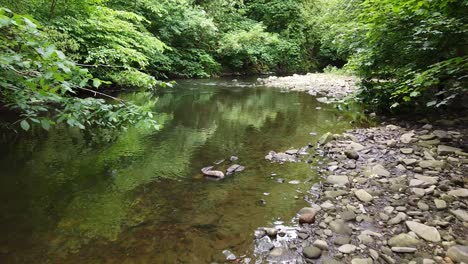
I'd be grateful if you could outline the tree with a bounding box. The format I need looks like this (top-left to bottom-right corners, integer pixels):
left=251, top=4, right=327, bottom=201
left=0, top=8, right=158, bottom=131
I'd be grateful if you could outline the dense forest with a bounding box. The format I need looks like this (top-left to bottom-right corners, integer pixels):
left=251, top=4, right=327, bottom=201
left=0, top=0, right=467, bottom=132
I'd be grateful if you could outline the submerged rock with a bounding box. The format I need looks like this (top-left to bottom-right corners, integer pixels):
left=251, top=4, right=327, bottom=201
left=201, top=166, right=225, bottom=179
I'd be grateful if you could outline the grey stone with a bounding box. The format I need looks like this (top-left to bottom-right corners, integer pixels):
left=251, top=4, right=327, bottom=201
left=402, top=159, right=419, bottom=166
left=303, top=246, right=322, bottom=259
left=326, top=175, right=349, bottom=186
left=438, top=145, right=462, bottom=155
left=401, top=132, right=415, bottom=144
left=434, top=199, right=447, bottom=209
left=448, top=189, right=468, bottom=198
left=400, top=148, right=414, bottom=154
left=222, top=249, right=236, bottom=260
left=420, top=134, right=436, bottom=140
left=391, top=247, right=417, bottom=253
left=298, top=207, right=320, bottom=216
left=351, top=258, right=373, bottom=264
left=450, top=209, right=468, bottom=222
left=355, top=189, right=374, bottom=202
left=419, top=160, right=444, bottom=169
left=388, top=233, right=420, bottom=247
left=417, top=201, right=429, bottom=211
left=338, top=244, right=357, bottom=254
left=333, top=236, right=351, bottom=245
left=447, top=245, right=468, bottom=263
left=313, top=239, right=328, bottom=250
left=405, top=221, right=441, bottom=242
left=388, top=212, right=407, bottom=225
left=340, top=210, right=357, bottom=221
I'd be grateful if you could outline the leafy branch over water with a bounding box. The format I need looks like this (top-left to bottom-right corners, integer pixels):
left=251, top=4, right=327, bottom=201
left=0, top=8, right=158, bottom=132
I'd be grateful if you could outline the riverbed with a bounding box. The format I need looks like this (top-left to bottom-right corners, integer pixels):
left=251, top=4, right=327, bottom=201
left=0, top=78, right=367, bottom=263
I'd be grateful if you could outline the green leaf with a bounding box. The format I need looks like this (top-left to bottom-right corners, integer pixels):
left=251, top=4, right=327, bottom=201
left=93, top=78, right=102, bottom=88
left=20, top=120, right=30, bottom=131
left=41, top=120, right=51, bottom=130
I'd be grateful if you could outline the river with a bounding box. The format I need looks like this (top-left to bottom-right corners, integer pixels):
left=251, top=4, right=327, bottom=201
left=0, top=78, right=366, bottom=263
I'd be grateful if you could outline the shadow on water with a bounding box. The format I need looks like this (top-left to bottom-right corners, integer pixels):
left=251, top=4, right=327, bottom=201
left=0, top=78, right=368, bottom=263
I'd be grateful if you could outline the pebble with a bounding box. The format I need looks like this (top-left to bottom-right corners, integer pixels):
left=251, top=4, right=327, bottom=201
left=446, top=245, right=468, bottom=263
left=338, top=244, right=357, bottom=254
left=303, top=246, right=322, bottom=259
left=391, top=247, right=417, bottom=253
left=355, top=189, right=373, bottom=202
left=406, top=221, right=441, bottom=242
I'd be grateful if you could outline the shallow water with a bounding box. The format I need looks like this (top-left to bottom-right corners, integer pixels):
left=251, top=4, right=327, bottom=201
left=0, top=78, right=366, bottom=263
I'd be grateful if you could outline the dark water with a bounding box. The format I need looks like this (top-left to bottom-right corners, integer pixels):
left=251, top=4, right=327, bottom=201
left=0, top=78, right=366, bottom=263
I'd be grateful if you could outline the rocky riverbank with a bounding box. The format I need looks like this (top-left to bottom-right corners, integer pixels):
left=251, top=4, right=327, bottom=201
left=253, top=118, right=468, bottom=264
left=258, top=73, right=356, bottom=102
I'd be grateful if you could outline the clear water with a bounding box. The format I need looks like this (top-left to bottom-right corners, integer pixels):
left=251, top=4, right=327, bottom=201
left=0, top=78, right=366, bottom=263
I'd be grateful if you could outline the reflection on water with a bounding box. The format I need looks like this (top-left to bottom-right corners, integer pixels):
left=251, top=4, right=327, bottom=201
left=0, top=78, right=366, bottom=263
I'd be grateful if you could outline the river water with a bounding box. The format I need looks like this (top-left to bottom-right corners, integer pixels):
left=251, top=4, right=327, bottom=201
left=0, top=78, right=365, bottom=263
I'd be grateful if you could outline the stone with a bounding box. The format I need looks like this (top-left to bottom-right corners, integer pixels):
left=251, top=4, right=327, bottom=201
left=264, top=228, right=278, bottom=237
left=299, top=213, right=316, bottom=224
left=450, top=209, right=468, bottom=222
left=321, top=201, right=335, bottom=210
left=313, top=240, right=328, bottom=250
left=324, top=190, right=347, bottom=199
left=340, top=210, right=357, bottom=222
left=298, top=207, right=320, bottom=216
left=358, top=234, right=374, bottom=244
left=400, top=148, right=414, bottom=154
left=434, top=199, right=447, bottom=209
left=348, top=142, right=365, bottom=151
left=323, top=259, right=341, bottom=264
left=419, top=160, right=444, bottom=169
left=388, top=233, right=421, bottom=247
left=433, top=130, right=449, bottom=140
left=420, top=134, right=436, bottom=140
left=338, top=244, right=357, bottom=254
left=402, top=159, right=419, bottom=166
left=355, top=189, right=374, bottom=202
left=319, top=132, right=333, bottom=145
left=446, top=245, right=468, bottom=263
left=391, top=247, right=417, bottom=253
left=388, top=212, right=407, bottom=225
left=351, top=258, right=373, bottom=264
left=405, top=221, right=441, bottom=242
left=417, top=201, right=429, bottom=211
left=326, top=175, right=349, bottom=186
left=333, top=236, right=351, bottom=245
left=372, top=164, right=390, bottom=177
left=256, top=237, right=275, bottom=252
left=448, top=189, right=468, bottom=198
left=345, top=149, right=360, bottom=160
left=303, top=246, right=322, bottom=259
left=285, top=149, right=298, bottom=155
left=369, top=249, right=379, bottom=260
left=401, top=132, right=415, bottom=144
left=414, top=175, right=439, bottom=185
left=412, top=188, right=426, bottom=197
left=222, top=249, right=236, bottom=260
left=329, top=220, right=352, bottom=235
left=438, top=145, right=462, bottom=155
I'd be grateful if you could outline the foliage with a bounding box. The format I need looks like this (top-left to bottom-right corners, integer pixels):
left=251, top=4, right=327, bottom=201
left=348, top=0, right=467, bottom=111
left=48, top=6, right=166, bottom=89
left=0, top=8, right=158, bottom=131
left=217, top=24, right=286, bottom=73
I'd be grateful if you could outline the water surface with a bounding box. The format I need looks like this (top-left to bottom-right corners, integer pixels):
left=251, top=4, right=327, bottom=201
left=0, top=78, right=365, bottom=263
